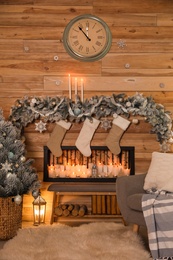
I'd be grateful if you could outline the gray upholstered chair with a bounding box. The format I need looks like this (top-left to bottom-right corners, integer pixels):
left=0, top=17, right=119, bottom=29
left=116, top=173, right=147, bottom=232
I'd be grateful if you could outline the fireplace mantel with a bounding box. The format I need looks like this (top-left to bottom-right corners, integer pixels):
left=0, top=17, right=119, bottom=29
left=43, top=145, right=135, bottom=182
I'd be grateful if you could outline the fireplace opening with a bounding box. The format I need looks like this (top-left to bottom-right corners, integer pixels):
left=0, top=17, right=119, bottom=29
left=43, top=146, right=135, bottom=182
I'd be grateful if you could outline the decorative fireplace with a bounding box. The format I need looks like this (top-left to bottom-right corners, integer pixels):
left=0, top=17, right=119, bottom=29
left=43, top=146, right=135, bottom=182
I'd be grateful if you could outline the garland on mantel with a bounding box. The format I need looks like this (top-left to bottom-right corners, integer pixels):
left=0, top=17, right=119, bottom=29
left=9, top=92, right=173, bottom=147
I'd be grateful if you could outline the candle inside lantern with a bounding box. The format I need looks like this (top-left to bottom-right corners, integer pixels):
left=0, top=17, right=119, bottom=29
left=68, top=74, right=72, bottom=99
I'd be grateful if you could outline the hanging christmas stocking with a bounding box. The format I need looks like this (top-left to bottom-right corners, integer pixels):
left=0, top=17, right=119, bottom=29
left=106, top=114, right=130, bottom=155
left=47, top=120, right=71, bottom=157
left=75, top=117, right=100, bottom=157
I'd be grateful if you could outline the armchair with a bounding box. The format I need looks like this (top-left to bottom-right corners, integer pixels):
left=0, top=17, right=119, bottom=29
left=116, top=173, right=147, bottom=232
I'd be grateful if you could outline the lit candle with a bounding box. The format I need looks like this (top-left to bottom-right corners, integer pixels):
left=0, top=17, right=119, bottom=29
left=86, top=169, right=92, bottom=177
left=70, top=171, right=76, bottom=178
left=108, top=164, right=113, bottom=174
left=60, top=165, right=64, bottom=171
left=124, top=168, right=130, bottom=176
left=59, top=170, right=65, bottom=178
left=66, top=164, right=71, bottom=171
left=75, top=164, right=81, bottom=177
left=81, top=78, right=84, bottom=102
left=54, top=164, right=60, bottom=176
left=112, top=165, right=120, bottom=176
left=48, top=165, right=55, bottom=178
left=68, top=74, right=71, bottom=99
left=118, top=164, right=123, bottom=173
left=103, top=165, right=108, bottom=176
left=97, top=163, right=103, bottom=174
left=75, top=78, right=78, bottom=95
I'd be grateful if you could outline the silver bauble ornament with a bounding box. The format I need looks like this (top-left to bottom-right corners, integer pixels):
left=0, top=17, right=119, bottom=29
left=14, top=194, right=22, bottom=205
left=74, top=108, right=81, bottom=116
left=20, top=155, right=26, bottom=162
left=8, top=151, right=14, bottom=159
left=132, top=118, right=139, bottom=125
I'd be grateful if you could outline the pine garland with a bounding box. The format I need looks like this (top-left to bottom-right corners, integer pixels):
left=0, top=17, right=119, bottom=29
left=9, top=92, right=172, bottom=144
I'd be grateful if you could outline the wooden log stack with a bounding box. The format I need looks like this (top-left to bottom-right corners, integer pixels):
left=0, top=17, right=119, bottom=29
left=92, top=195, right=121, bottom=215
left=54, top=204, right=88, bottom=217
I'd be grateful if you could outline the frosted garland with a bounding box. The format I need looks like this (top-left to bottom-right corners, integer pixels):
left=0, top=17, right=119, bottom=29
left=9, top=92, right=173, bottom=145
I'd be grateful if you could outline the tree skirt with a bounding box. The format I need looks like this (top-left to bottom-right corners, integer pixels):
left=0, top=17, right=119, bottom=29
left=0, top=222, right=150, bottom=260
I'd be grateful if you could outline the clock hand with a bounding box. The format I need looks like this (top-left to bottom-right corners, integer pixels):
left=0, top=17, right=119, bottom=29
left=78, top=26, right=91, bottom=41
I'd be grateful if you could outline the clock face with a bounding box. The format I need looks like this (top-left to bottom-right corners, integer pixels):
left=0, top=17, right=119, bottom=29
left=63, top=14, right=112, bottom=62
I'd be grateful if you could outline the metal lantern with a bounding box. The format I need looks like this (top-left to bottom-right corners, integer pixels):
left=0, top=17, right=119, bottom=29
left=32, top=192, right=46, bottom=226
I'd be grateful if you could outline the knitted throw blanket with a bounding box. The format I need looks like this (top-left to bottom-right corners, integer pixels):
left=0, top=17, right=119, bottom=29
left=142, top=191, right=173, bottom=260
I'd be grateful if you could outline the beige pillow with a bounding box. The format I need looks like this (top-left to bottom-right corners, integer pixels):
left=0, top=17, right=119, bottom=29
left=143, top=152, right=173, bottom=192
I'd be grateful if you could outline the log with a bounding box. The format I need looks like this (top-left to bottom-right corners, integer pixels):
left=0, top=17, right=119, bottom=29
left=62, top=208, right=70, bottom=217
left=68, top=204, right=74, bottom=212
left=96, top=195, right=102, bottom=214
left=111, top=195, right=117, bottom=215
left=116, top=195, right=121, bottom=215
left=101, top=195, right=106, bottom=214
left=106, top=195, right=111, bottom=214
left=61, top=204, right=69, bottom=210
left=54, top=205, right=63, bottom=216
left=92, top=195, right=97, bottom=214
left=71, top=204, right=80, bottom=216
left=78, top=205, right=87, bottom=217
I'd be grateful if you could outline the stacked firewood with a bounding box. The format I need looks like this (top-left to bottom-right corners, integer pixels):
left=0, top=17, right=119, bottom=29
left=92, top=195, right=121, bottom=215
left=54, top=204, right=88, bottom=217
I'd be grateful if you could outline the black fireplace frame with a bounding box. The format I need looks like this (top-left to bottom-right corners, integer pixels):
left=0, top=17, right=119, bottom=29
left=43, top=146, right=135, bottom=182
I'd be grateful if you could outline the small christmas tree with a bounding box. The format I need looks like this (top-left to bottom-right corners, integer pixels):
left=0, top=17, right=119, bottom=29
left=0, top=108, right=40, bottom=201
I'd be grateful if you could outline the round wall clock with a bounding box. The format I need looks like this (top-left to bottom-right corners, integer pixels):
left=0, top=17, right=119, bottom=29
left=63, top=14, right=112, bottom=62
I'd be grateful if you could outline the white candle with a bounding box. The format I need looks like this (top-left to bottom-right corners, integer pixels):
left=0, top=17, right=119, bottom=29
left=70, top=171, right=76, bottom=178
left=86, top=169, right=92, bottom=177
left=108, top=164, right=113, bottom=174
left=66, top=164, right=71, bottom=171
left=48, top=165, right=55, bottom=178
left=112, top=165, right=120, bottom=176
left=68, top=74, right=71, bottom=99
left=59, top=170, right=65, bottom=178
left=81, top=78, right=84, bottom=102
left=124, top=168, right=130, bottom=176
left=75, top=78, right=78, bottom=95
left=60, top=165, right=64, bottom=171
left=54, top=164, right=60, bottom=176
left=103, top=165, right=108, bottom=173
left=97, top=163, right=103, bottom=174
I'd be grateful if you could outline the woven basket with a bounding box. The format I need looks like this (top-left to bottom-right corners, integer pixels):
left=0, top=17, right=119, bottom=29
left=0, top=196, right=22, bottom=240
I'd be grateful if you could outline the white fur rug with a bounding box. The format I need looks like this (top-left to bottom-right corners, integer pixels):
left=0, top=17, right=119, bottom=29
left=0, top=222, right=150, bottom=260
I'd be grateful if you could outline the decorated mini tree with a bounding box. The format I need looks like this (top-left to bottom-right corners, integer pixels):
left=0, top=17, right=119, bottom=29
left=0, top=108, right=40, bottom=204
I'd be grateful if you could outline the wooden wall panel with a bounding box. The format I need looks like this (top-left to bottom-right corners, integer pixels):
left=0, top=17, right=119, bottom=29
left=0, top=0, right=173, bottom=222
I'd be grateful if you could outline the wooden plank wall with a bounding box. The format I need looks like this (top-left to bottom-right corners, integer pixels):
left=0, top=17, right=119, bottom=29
left=0, top=0, right=173, bottom=222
